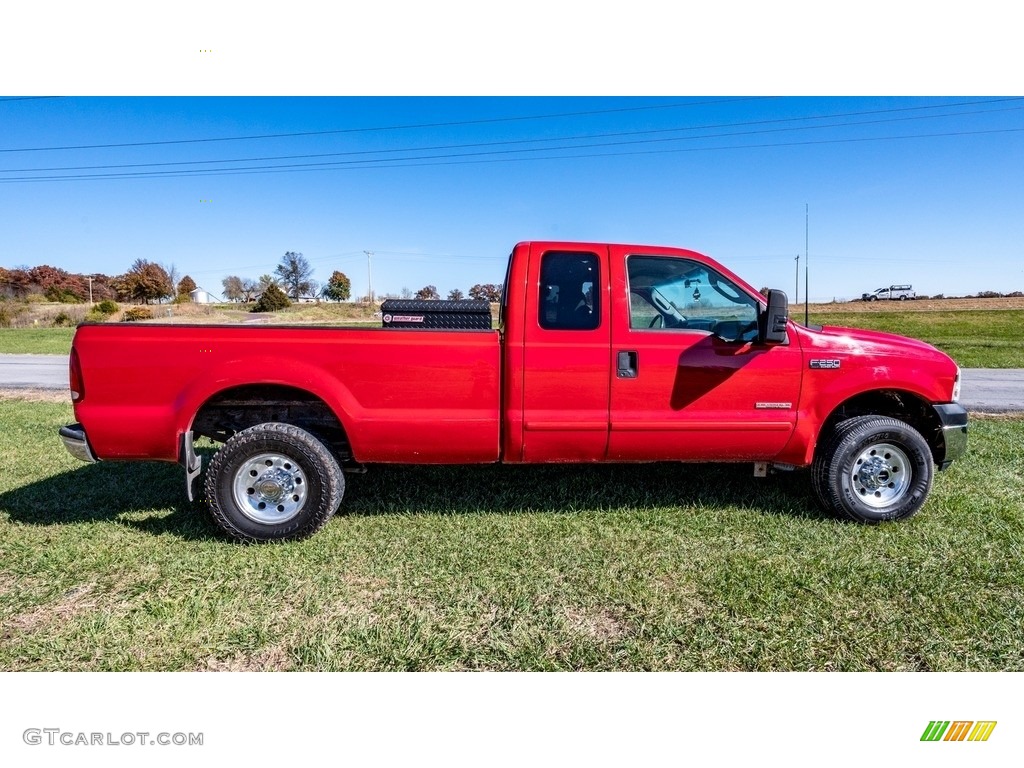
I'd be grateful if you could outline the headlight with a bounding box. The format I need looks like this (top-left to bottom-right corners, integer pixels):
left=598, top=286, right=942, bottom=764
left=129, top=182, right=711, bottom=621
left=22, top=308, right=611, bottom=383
left=952, top=367, right=961, bottom=402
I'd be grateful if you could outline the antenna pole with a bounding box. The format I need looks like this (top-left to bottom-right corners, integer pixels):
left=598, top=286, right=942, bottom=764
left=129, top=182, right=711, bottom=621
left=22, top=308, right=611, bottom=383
left=804, top=204, right=809, bottom=326
left=794, top=255, right=799, bottom=306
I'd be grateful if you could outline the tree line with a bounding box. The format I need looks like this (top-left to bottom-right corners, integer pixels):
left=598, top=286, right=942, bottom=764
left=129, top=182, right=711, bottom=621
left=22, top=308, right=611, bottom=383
left=221, top=252, right=503, bottom=304
left=2, top=250, right=504, bottom=307
left=0, top=261, right=200, bottom=305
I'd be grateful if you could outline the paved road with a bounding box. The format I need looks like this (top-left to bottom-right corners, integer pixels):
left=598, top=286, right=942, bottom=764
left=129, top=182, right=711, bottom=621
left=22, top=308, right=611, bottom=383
left=0, top=354, right=68, bottom=390
left=2, top=353, right=1022, bottom=412
left=959, top=369, right=1024, bottom=412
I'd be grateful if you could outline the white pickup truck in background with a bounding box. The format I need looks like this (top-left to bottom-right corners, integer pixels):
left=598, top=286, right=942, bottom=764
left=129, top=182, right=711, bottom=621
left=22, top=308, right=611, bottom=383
left=862, top=284, right=916, bottom=301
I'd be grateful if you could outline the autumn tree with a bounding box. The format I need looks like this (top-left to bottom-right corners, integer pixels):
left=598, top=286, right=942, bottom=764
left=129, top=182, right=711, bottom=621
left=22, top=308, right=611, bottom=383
left=177, top=275, right=197, bottom=302
left=0, top=267, right=32, bottom=298
left=26, top=265, right=87, bottom=302
left=468, top=283, right=502, bottom=302
left=415, top=285, right=440, bottom=300
left=322, top=270, right=352, bottom=302
left=275, top=251, right=314, bottom=300
left=113, top=260, right=173, bottom=304
left=447, top=288, right=464, bottom=301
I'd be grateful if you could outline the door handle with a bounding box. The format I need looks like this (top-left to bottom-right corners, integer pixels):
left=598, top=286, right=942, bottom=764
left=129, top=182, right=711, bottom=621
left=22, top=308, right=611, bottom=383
left=617, top=350, right=638, bottom=378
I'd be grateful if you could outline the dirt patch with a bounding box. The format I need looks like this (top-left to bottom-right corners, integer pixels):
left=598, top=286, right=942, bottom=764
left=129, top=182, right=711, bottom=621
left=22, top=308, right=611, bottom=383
left=0, top=388, right=68, bottom=403
left=564, top=606, right=628, bottom=642
left=199, top=645, right=294, bottom=672
left=2, top=583, right=97, bottom=638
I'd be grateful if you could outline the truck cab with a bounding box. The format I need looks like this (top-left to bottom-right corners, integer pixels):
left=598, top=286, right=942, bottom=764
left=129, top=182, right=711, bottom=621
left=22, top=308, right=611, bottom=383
left=503, top=243, right=800, bottom=464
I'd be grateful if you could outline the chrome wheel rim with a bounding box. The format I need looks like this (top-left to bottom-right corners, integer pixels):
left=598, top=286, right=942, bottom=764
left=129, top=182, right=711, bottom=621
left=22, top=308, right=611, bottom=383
left=232, top=452, right=308, bottom=524
left=851, top=442, right=911, bottom=508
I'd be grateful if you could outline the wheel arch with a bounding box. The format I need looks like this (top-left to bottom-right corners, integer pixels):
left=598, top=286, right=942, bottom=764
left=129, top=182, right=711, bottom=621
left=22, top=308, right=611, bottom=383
left=817, top=388, right=945, bottom=464
left=188, top=383, right=357, bottom=468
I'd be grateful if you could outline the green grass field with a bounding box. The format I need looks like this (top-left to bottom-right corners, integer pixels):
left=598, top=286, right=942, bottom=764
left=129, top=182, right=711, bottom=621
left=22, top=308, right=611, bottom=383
left=810, top=309, right=1023, bottom=368
left=1, top=397, right=1021, bottom=671
left=0, top=327, right=76, bottom=355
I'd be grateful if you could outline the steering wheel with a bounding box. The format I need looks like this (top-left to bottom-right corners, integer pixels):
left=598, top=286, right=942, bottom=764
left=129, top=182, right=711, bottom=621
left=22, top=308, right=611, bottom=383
left=650, top=287, right=686, bottom=325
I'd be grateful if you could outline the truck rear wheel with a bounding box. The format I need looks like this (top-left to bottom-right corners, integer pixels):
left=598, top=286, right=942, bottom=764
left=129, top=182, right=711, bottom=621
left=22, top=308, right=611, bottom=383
left=811, top=416, right=933, bottom=523
left=204, top=422, right=343, bottom=542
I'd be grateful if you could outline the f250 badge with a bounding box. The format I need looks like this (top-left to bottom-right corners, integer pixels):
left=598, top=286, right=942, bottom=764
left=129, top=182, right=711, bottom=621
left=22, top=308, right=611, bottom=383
left=810, top=359, right=841, bottom=369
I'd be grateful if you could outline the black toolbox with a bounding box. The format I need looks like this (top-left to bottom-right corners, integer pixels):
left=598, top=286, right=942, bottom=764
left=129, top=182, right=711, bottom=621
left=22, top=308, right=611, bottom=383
left=380, top=299, right=493, bottom=330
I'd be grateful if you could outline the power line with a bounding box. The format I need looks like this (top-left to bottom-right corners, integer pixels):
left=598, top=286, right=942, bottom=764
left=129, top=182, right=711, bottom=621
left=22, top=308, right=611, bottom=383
left=4, top=98, right=1021, bottom=175
left=0, top=97, right=766, bottom=154
left=0, top=97, right=65, bottom=103
left=5, top=123, right=1022, bottom=183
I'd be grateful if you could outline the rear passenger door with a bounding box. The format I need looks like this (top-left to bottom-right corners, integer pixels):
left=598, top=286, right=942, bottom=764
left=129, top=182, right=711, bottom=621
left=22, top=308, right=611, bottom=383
left=520, top=245, right=611, bottom=461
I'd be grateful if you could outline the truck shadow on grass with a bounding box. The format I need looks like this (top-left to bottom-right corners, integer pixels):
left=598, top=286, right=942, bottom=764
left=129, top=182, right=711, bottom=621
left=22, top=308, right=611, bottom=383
left=0, top=460, right=220, bottom=541
left=0, top=458, right=831, bottom=541
left=344, top=463, right=828, bottom=522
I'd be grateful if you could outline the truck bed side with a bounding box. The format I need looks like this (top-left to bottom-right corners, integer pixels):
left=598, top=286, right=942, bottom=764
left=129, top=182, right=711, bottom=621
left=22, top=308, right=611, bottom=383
left=71, top=323, right=501, bottom=464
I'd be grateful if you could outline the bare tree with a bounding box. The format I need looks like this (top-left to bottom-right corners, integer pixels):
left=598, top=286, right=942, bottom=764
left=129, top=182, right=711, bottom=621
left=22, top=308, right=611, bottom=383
left=241, top=278, right=259, bottom=303
left=222, top=275, right=244, bottom=302
left=274, top=251, right=314, bottom=300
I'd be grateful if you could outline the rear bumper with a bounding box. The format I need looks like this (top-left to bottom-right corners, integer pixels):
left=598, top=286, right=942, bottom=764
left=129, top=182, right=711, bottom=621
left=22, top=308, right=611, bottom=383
left=59, top=423, right=98, bottom=463
left=933, top=404, right=968, bottom=470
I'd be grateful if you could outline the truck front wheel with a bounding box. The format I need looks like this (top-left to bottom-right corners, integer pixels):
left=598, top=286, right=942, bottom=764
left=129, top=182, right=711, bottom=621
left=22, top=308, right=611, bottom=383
left=811, top=416, right=933, bottom=523
left=204, top=422, right=344, bottom=542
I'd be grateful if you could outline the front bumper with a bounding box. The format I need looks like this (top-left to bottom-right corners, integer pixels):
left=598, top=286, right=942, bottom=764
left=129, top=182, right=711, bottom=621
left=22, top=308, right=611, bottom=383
left=933, top=403, right=968, bottom=470
left=59, top=423, right=98, bottom=463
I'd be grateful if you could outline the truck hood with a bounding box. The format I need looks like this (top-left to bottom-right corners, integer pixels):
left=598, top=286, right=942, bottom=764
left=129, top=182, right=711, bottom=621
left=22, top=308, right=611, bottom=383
left=813, top=325, right=946, bottom=359
left=793, top=323, right=959, bottom=403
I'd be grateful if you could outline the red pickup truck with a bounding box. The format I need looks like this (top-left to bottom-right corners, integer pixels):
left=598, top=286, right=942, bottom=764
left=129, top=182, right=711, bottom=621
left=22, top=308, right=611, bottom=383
left=60, top=241, right=967, bottom=542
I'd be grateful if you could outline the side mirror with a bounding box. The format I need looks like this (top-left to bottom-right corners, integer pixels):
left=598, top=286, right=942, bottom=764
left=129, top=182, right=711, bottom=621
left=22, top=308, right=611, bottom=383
left=758, top=289, right=789, bottom=344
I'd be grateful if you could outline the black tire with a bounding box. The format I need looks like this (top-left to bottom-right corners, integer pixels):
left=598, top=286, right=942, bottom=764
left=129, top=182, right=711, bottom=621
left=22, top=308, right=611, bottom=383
left=811, top=416, right=933, bottom=523
left=204, top=422, right=344, bottom=542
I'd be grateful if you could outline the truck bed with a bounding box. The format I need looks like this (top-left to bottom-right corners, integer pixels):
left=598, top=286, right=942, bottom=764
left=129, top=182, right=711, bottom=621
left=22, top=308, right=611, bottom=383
left=71, top=323, right=502, bottom=464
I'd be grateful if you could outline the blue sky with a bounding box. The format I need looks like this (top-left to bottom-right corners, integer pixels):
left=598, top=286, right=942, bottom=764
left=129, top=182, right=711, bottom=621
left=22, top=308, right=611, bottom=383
left=2, top=95, right=1022, bottom=302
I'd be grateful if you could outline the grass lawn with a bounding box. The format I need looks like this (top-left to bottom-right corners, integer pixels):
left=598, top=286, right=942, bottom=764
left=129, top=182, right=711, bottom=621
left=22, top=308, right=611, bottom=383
left=1, top=397, right=1022, bottom=671
left=810, top=309, right=1023, bottom=368
left=0, top=327, right=76, bottom=355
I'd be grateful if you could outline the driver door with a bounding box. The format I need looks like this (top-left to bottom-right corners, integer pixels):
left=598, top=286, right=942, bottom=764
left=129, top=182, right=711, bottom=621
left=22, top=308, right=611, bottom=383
left=607, top=247, right=802, bottom=462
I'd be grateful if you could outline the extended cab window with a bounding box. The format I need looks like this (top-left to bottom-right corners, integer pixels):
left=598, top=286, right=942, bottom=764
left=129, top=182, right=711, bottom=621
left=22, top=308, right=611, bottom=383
left=627, top=255, right=759, bottom=342
left=539, top=251, right=600, bottom=331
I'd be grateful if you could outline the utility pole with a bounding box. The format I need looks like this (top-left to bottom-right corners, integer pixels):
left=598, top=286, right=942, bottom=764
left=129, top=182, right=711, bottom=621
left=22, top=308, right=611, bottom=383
left=364, top=250, right=374, bottom=304
left=794, top=255, right=799, bottom=305
left=87, top=275, right=94, bottom=304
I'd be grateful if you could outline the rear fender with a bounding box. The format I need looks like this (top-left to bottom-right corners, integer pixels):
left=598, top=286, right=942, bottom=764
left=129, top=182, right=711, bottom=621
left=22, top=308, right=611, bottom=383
left=173, top=356, right=362, bottom=454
